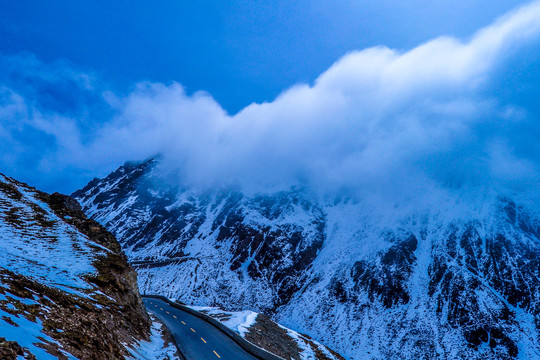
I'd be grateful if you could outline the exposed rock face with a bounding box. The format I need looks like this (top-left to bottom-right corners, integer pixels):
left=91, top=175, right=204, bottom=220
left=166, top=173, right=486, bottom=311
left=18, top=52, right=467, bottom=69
left=74, top=159, right=540, bottom=359
left=73, top=159, right=326, bottom=313
left=0, top=337, right=27, bottom=360
left=0, top=174, right=151, bottom=359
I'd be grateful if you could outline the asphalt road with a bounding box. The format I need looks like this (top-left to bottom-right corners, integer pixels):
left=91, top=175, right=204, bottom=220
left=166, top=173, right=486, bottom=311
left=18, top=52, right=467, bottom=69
left=143, top=297, right=260, bottom=360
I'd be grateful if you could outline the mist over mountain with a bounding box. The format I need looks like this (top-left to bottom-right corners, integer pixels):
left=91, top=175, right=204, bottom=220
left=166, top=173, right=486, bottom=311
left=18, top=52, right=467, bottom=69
left=74, top=156, right=540, bottom=360
left=0, top=1, right=540, bottom=201
left=68, top=8, right=540, bottom=353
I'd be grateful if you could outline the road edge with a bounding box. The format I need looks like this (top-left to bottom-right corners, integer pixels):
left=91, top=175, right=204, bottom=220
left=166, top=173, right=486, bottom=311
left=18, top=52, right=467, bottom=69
left=143, top=295, right=285, bottom=360
left=148, top=312, right=187, bottom=360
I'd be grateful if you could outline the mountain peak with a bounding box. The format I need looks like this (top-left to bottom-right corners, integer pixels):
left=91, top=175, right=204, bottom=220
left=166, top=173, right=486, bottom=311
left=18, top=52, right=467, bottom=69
left=74, top=160, right=540, bottom=359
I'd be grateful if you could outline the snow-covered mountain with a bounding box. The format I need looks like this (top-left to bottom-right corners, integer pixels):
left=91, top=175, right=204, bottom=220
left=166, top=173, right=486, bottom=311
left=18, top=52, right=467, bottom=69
left=74, top=158, right=540, bottom=360
left=0, top=173, right=178, bottom=359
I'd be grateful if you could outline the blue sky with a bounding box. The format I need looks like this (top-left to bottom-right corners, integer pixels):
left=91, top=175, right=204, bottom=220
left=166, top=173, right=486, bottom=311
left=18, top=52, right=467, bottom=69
left=0, top=0, right=526, bottom=113
left=0, top=0, right=539, bottom=198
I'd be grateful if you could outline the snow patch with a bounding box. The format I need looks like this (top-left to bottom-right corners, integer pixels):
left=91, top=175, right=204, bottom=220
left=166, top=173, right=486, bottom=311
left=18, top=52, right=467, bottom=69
left=126, top=319, right=180, bottom=360
left=188, top=305, right=257, bottom=336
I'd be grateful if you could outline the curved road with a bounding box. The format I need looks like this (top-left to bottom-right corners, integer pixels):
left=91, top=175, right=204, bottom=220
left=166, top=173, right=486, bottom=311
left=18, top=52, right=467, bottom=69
left=143, top=297, right=259, bottom=360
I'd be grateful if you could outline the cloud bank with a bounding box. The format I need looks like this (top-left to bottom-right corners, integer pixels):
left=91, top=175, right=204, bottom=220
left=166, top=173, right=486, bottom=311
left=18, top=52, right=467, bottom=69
left=1, top=1, right=540, bottom=201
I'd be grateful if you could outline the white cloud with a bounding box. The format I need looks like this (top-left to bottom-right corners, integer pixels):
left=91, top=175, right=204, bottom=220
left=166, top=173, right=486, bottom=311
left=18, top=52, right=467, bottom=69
left=1, top=1, right=540, bottom=199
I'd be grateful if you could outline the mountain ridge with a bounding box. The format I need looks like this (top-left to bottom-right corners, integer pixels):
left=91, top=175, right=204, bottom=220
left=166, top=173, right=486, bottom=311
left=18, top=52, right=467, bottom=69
left=0, top=172, right=179, bottom=359
left=74, top=159, right=540, bottom=359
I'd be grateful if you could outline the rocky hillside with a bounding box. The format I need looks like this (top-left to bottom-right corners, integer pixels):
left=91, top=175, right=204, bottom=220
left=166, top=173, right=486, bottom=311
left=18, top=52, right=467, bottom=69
left=73, top=159, right=325, bottom=313
left=0, top=173, right=177, bottom=359
left=74, top=158, right=540, bottom=360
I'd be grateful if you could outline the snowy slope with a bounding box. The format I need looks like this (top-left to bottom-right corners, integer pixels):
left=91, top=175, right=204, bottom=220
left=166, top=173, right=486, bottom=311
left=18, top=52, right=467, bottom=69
left=74, top=159, right=540, bottom=360
left=0, top=173, right=178, bottom=359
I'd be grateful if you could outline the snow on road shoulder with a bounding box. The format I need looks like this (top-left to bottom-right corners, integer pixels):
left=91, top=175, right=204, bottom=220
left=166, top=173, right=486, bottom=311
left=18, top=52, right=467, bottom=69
left=127, top=317, right=180, bottom=360
left=187, top=305, right=343, bottom=360
left=189, top=305, right=257, bottom=336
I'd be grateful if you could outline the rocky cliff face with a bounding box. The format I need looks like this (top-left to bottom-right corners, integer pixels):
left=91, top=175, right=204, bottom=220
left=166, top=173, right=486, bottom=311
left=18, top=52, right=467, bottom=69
left=0, top=173, right=152, bottom=359
left=74, top=159, right=326, bottom=313
left=74, top=159, right=540, bottom=360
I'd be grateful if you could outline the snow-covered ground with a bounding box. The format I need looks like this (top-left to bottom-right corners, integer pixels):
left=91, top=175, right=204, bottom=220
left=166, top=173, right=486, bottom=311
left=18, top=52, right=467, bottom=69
left=189, top=305, right=258, bottom=336
left=0, top=174, right=109, bottom=298
left=127, top=318, right=180, bottom=360
left=0, top=174, right=111, bottom=358
left=0, top=173, right=177, bottom=359
left=0, top=290, right=76, bottom=360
